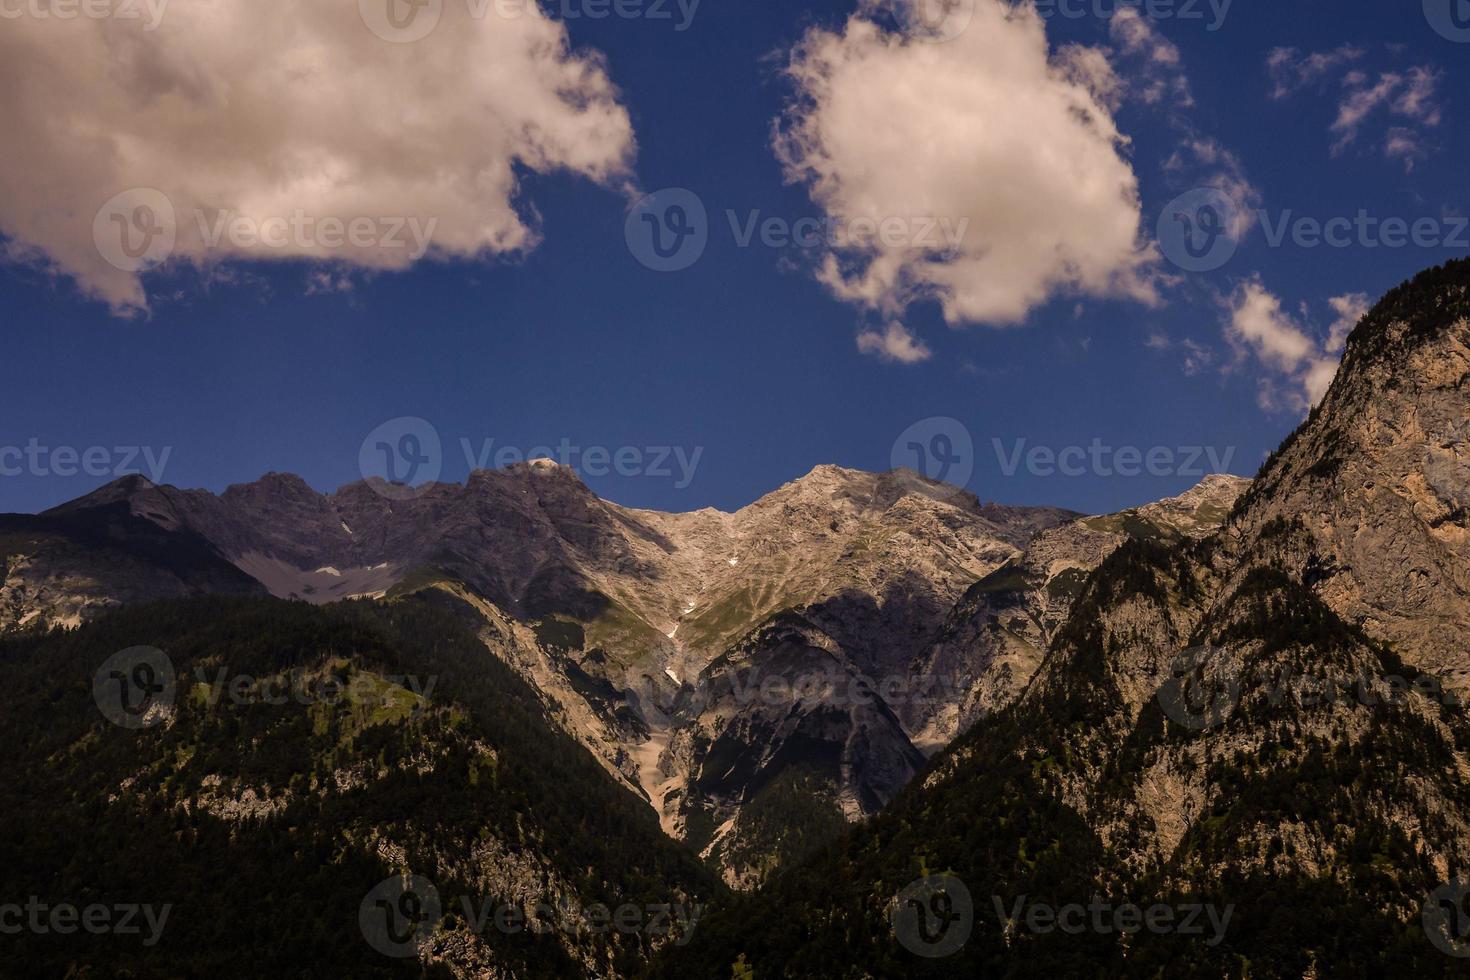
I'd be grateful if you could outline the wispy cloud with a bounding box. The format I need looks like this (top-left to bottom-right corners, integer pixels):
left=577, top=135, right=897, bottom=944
left=857, top=322, right=933, bottom=364
left=1267, top=47, right=1441, bottom=172
left=1223, top=279, right=1352, bottom=412
left=1266, top=45, right=1364, bottom=99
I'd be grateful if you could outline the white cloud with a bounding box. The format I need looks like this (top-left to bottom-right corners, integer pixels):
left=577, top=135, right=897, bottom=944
left=856, top=322, right=932, bottom=364
left=1393, top=67, right=1442, bottom=125
left=1224, top=279, right=1344, bottom=411
left=1330, top=67, right=1441, bottom=162
left=1057, top=43, right=1124, bottom=111
left=774, top=0, right=1157, bottom=335
left=1267, top=48, right=1441, bottom=172
left=1144, top=331, right=1213, bottom=376
left=1266, top=45, right=1364, bottom=99
left=1108, top=9, right=1192, bottom=107
left=1161, top=138, right=1260, bottom=240
left=1325, top=292, right=1371, bottom=353
left=0, top=3, right=636, bottom=315
left=1383, top=128, right=1425, bottom=171
left=1331, top=73, right=1404, bottom=150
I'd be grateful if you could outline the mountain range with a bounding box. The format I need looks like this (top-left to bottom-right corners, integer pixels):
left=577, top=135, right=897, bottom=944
left=4, top=258, right=1470, bottom=976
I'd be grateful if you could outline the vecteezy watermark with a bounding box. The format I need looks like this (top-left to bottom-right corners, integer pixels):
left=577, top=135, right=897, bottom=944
left=1156, top=646, right=1242, bottom=731
left=93, top=647, right=177, bottom=730
left=93, top=647, right=434, bottom=730
left=891, top=876, right=973, bottom=958
left=994, top=896, right=1234, bottom=946
left=874, top=0, right=975, bottom=42
left=1034, top=0, right=1232, bottom=31
left=193, top=210, right=437, bottom=259
left=359, top=874, right=702, bottom=958
left=92, top=189, right=438, bottom=273
left=360, top=875, right=442, bottom=958
left=360, top=417, right=444, bottom=501
left=0, top=0, right=168, bottom=29
left=1157, top=187, right=1242, bottom=273
left=0, top=898, right=171, bottom=946
left=1424, top=0, right=1470, bottom=43
left=1157, top=645, right=1464, bottom=732
left=460, top=437, right=703, bottom=490
left=625, top=188, right=970, bottom=273
left=625, top=188, right=708, bottom=273
left=0, top=440, right=171, bottom=482
left=713, top=665, right=966, bottom=710
left=360, top=417, right=706, bottom=501
left=725, top=211, right=968, bottom=255
left=1158, top=187, right=1470, bottom=273
left=892, top=417, right=975, bottom=500
left=991, top=438, right=1236, bottom=479
left=1255, top=211, right=1470, bottom=253
left=1424, top=882, right=1470, bottom=957
left=188, top=666, right=437, bottom=711
left=94, top=188, right=177, bottom=274
left=358, top=0, right=699, bottom=43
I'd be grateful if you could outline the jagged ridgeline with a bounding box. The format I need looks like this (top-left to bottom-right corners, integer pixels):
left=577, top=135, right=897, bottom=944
left=0, top=594, right=719, bottom=978
left=653, top=260, right=1470, bottom=979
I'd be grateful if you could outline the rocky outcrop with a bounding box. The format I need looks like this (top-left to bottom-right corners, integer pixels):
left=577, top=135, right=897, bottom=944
left=902, top=473, right=1250, bottom=750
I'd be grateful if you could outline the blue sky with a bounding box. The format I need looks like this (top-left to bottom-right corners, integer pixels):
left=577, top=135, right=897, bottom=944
left=1, top=0, right=1466, bottom=517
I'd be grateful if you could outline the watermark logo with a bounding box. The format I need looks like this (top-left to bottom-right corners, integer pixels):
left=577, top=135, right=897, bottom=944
left=94, top=646, right=176, bottom=730
left=1157, top=645, right=1241, bottom=731
left=626, top=188, right=708, bottom=272
left=0, top=0, right=169, bottom=30
left=0, top=441, right=171, bottom=481
left=359, top=877, right=700, bottom=955
left=194, top=209, right=437, bottom=258
left=360, top=0, right=443, bottom=42
left=461, top=437, right=703, bottom=489
left=1425, top=882, right=1470, bottom=957
left=725, top=210, right=967, bottom=254
left=360, top=417, right=444, bottom=501
left=1425, top=0, right=1470, bottom=42
left=994, top=895, right=1233, bottom=945
left=1157, top=187, right=1240, bottom=273
left=360, top=874, right=443, bottom=957
left=189, top=666, right=436, bottom=712
left=94, top=188, right=176, bottom=274
left=992, top=438, right=1235, bottom=479
left=0, top=898, right=171, bottom=946
left=891, top=875, right=973, bottom=957
left=887, top=0, right=974, bottom=42
left=892, top=417, right=975, bottom=500
left=1034, top=0, right=1232, bottom=30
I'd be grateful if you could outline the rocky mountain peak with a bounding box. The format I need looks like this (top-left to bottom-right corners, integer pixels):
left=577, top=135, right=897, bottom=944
left=1226, top=258, right=1470, bottom=676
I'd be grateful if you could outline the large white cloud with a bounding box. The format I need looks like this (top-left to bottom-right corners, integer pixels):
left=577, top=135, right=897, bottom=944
left=0, top=1, right=636, bottom=315
left=774, top=0, right=1156, bottom=350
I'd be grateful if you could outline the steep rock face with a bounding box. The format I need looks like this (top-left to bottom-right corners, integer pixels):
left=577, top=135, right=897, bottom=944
left=660, top=260, right=1470, bottom=977
left=903, top=474, right=1250, bottom=750
left=657, top=611, right=927, bottom=889
left=0, top=496, right=266, bottom=631
left=1226, top=267, right=1470, bottom=679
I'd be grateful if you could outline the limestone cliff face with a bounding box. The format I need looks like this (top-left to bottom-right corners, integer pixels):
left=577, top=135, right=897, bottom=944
left=902, top=473, right=1250, bottom=750
left=1223, top=266, right=1470, bottom=681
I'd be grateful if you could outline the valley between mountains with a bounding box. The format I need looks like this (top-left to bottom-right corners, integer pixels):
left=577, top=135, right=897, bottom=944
left=4, top=259, right=1470, bottom=976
